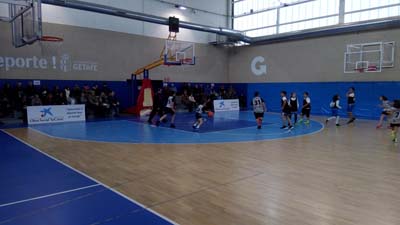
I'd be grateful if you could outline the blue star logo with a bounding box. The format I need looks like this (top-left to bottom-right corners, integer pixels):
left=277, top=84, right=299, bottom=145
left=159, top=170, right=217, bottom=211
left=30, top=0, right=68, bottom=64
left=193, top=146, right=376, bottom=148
left=40, top=108, right=53, bottom=117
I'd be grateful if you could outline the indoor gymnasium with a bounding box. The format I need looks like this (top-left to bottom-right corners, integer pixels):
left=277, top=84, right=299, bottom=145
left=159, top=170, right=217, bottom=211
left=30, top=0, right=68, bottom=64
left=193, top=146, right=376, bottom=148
left=1, top=0, right=400, bottom=224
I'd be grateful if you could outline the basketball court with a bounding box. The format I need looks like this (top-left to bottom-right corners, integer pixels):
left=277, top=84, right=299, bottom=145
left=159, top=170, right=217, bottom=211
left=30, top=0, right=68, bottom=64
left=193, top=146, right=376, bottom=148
left=1, top=1, right=400, bottom=225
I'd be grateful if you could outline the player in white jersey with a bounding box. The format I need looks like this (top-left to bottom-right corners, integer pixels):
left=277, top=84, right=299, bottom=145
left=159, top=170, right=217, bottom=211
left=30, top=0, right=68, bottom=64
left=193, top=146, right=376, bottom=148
left=376, top=95, right=391, bottom=129
left=389, top=100, right=400, bottom=143
left=252, top=91, right=266, bottom=129
left=157, top=91, right=176, bottom=128
left=192, top=99, right=210, bottom=130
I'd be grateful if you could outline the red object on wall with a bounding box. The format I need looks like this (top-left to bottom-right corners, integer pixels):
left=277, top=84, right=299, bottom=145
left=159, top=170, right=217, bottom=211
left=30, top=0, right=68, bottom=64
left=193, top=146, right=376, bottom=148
left=126, top=78, right=153, bottom=114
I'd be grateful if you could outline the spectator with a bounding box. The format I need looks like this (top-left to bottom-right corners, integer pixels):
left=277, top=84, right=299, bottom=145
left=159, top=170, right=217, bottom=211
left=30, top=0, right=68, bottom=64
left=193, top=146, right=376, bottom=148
left=25, top=81, right=36, bottom=100
left=31, top=94, right=42, bottom=106
left=108, top=91, right=120, bottom=117
left=101, top=83, right=111, bottom=95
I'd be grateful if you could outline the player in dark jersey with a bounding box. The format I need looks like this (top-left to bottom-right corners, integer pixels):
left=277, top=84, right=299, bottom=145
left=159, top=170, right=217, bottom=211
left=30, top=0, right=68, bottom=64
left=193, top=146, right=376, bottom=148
left=346, top=87, right=356, bottom=124
left=157, top=91, right=176, bottom=128
left=298, top=92, right=311, bottom=124
left=252, top=91, right=266, bottom=129
left=280, top=91, right=293, bottom=129
left=288, top=92, right=299, bottom=124
left=326, top=94, right=341, bottom=126
left=147, top=88, right=163, bottom=124
left=389, top=100, right=400, bottom=143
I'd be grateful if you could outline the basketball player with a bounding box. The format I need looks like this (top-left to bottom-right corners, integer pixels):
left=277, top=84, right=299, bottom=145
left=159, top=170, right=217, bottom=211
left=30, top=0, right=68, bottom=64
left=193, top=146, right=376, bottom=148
left=252, top=91, right=266, bottom=129
left=376, top=95, right=391, bottom=129
left=346, top=87, right=356, bottom=124
left=157, top=91, right=176, bottom=128
left=298, top=92, right=311, bottom=124
left=147, top=88, right=163, bottom=124
left=280, top=91, right=293, bottom=129
left=289, top=92, right=299, bottom=124
left=326, top=94, right=341, bottom=126
left=389, top=100, right=400, bottom=143
left=192, top=99, right=210, bottom=130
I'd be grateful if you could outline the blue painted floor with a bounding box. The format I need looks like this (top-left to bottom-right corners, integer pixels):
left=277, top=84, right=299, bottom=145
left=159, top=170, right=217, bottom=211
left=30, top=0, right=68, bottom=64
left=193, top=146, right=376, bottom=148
left=0, top=131, right=174, bottom=225
left=30, top=112, right=324, bottom=144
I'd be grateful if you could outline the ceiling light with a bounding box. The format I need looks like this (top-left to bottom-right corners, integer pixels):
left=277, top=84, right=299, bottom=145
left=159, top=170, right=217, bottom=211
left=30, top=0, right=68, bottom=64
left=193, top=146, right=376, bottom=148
left=175, top=5, right=187, bottom=10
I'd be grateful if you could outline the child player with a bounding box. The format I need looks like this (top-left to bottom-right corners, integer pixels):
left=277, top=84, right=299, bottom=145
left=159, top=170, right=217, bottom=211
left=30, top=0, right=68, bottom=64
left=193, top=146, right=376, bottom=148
left=326, top=94, right=341, bottom=126
left=289, top=92, right=299, bottom=124
left=252, top=91, right=266, bottom=129
left=376, top=95, right=391, bottom=129
left=192, top=99, right=210, bottom=130
left=157, top=91, right=176, bottom=128
left=280, top=91, right=293, bottom=129
left=389, top=100, right=400, bottom=143
left=298, top=92, right=311, bottom=124
left=346, top=87, right=356, bottom=124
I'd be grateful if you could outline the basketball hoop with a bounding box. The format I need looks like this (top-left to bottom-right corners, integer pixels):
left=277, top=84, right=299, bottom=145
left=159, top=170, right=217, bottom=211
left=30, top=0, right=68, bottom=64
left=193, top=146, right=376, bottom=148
left=39, top=35, right=63, bottom=57
left=180, top=58, right=193, bottom=65
left=355, top=68, right=365, bottom=73
left=40, top=36, right=64, bottom=42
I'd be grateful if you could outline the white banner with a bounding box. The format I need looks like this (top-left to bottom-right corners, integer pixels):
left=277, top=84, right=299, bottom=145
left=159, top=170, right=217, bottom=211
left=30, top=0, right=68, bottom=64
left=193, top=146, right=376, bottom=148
left=213, top=99, right=240, bottom=112
left=27, top=104, right=86, bottom=125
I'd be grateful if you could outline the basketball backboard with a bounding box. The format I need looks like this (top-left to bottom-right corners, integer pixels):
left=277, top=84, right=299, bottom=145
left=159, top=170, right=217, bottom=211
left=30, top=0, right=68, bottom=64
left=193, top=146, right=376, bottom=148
left=344, top=41, right=395, bottom=73
left=164, top=40, right=195, bottom=66
left=0, top=0, right=42, bottom=48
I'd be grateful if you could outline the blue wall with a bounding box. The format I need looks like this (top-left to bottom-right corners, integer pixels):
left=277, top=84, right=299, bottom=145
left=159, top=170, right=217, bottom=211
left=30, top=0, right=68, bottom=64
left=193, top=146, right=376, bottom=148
left=247, top=82, right=400, bottom=119
left=0, top=79, right=248, bottom=111
left=2, top=79, right=399, bottom=119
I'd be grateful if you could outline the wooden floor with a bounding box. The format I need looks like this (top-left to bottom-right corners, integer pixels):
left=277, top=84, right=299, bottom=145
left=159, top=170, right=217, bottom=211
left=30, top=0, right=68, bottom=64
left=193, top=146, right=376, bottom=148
left=5, top=118, right=400, bottom=225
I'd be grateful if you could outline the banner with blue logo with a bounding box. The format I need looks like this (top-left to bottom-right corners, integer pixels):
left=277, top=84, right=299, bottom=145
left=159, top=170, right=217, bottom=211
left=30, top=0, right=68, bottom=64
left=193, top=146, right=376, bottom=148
left=27, top=105, right=86, bottom=125
left=213, top=99, right=240, bottom=112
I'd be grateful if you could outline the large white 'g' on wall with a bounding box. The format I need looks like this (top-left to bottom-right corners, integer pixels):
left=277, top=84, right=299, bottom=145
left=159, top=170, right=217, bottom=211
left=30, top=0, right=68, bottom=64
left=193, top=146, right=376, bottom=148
left=251, top=56, right=267, bottom=76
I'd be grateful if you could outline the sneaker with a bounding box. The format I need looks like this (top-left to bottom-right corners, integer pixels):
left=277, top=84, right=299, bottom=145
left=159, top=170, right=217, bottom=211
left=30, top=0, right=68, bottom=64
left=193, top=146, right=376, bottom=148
left=155, top=121, right=160, bottom=126
left=170, top=124, right=176, bottom=128
left=347, top=118, right=356, bottom=124
left=257, top=125, right=261, bottom=129
left=288, top=125, right=294, bottom=129
left=394, top=138, right=398, bottom=143
left=280, top=126, right=287, bottom=129
left=297, top=119, right=303, bottom=124
left=192, top=123, right=198, bottom=129
left=376, top=124, right=382, bottom=129
left=304, top=120, right=310, bottom=124
left=336, top=124, right=340, bottom=126
left=196, top=125, right=200, bottom=129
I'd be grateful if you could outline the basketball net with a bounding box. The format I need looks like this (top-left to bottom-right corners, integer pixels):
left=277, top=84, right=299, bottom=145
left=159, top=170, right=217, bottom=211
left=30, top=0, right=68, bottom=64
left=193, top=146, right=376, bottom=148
left=39, top=36, right=64, bottom=57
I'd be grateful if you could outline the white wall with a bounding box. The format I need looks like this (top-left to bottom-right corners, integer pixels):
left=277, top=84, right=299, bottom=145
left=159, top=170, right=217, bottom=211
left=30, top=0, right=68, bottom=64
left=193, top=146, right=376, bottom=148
left=41, top=0, right=229, bottom=43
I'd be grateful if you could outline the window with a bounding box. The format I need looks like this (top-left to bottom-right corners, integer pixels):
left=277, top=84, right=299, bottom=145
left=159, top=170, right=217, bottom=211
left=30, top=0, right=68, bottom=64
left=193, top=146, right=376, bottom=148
left=344, top=0, right=400, bottom=23
left=232, top=0, right=400, bottom=38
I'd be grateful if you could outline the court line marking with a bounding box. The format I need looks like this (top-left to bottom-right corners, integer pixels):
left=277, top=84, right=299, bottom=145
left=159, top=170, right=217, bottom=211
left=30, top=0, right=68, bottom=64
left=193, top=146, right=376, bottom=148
left=27, top=120, right=324, bottom=145
left=0, top=130, right=178, bottom=225
left=0, top=184, right=101, bottom=208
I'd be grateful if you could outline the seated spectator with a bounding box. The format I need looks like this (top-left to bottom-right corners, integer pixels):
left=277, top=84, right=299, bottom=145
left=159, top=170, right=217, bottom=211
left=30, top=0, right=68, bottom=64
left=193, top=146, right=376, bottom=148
left=31, top=94, right=42, bottom=106
left=56, top=92, right=68, bottom=105
left=44, top=93, right=55, bottom=105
